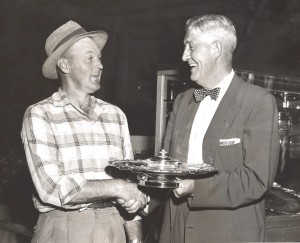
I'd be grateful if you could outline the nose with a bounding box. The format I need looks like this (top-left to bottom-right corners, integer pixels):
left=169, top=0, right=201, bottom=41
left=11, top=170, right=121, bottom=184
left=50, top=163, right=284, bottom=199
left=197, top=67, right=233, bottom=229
left=182, top=45, right=190, bottom=62
left=96, top=58, right=103, bottom=70
left=99, top=61, right=103, bottom=70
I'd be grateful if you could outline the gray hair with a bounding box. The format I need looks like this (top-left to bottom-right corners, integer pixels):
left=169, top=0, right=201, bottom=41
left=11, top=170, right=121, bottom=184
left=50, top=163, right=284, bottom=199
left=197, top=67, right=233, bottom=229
left=185, top=14, right=237, bottom=56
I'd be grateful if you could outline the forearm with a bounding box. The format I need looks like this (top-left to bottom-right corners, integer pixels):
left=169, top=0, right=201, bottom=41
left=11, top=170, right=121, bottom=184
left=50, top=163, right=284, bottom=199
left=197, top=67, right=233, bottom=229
left=68, top=179, right=129, bottom=204
left=124, top=219, right=144, bottom=242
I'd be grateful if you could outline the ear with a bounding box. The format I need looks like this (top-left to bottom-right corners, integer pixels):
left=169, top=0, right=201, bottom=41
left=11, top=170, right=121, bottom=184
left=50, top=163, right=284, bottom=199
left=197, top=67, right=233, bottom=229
left=57, top=58, right=70, bottom=74
left=210, top=40, right=222, bottom=60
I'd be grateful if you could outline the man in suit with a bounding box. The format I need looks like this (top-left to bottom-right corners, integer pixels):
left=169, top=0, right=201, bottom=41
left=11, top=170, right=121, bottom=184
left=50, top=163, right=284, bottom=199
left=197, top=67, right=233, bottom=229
left=159, top=14, right=280, bottom=243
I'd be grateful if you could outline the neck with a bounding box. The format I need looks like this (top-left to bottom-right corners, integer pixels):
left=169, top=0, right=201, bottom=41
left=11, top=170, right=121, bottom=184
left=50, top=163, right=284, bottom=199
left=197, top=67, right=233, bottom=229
left=61, top=87, right=93, bottom=114
left=205, top=67, right=231, bottom=89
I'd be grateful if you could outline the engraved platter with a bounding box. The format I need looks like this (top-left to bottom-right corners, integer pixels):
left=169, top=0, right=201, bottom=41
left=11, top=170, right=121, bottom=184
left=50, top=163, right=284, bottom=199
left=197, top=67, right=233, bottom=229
left=108, top=149, right=218, bottom=188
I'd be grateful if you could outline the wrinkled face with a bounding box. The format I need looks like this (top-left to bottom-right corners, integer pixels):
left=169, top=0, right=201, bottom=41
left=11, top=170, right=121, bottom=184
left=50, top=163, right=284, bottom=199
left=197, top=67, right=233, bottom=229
left=182, top=28, right=216, bottom=88
left=63, top=37, right=103, bottom=94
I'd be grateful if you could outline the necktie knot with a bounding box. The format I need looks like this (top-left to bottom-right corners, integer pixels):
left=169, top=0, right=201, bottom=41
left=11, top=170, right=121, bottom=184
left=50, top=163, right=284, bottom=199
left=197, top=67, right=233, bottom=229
left=193, top=87, right=220, bottom=102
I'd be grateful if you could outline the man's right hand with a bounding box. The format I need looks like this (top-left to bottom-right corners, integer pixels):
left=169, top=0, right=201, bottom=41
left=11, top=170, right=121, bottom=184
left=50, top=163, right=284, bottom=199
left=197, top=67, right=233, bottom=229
left=116, top=182, right=147, bottom=213
left=68, top=179, right=147, bottom=213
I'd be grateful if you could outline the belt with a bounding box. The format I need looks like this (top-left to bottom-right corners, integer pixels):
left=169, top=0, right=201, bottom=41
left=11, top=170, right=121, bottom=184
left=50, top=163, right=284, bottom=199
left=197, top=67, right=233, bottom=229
left=87, top=201, right=115, bottom=209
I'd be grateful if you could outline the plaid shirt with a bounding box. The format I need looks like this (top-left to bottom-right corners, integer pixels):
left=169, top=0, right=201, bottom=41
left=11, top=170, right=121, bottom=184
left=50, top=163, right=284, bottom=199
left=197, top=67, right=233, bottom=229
left=21, top=89, right=133, bottom=212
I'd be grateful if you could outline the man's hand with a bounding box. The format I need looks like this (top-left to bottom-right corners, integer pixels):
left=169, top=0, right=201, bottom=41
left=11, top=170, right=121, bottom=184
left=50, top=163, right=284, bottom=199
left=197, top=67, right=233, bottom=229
left=173, top=179, right=194, bottom=198
left=116, top=182, right=147, bottom=213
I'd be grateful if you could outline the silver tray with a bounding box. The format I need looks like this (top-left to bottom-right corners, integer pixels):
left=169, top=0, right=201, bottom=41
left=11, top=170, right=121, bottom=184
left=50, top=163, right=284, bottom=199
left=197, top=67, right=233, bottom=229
left=108, top=150, right=218, bottom=188
left=108, top=160, right=217, bottom=176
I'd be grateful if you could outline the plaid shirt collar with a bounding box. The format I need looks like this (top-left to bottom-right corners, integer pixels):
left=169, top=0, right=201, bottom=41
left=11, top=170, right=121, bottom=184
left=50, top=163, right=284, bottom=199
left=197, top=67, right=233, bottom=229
left=51, top=88, right=106, bottom=108
left=50, top=88, right=70, bottom=107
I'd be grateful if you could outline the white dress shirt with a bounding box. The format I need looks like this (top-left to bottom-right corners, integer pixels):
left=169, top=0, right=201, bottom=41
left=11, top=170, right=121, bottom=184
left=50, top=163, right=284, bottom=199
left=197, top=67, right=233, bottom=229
left=187, top=70, right=234, bottom=164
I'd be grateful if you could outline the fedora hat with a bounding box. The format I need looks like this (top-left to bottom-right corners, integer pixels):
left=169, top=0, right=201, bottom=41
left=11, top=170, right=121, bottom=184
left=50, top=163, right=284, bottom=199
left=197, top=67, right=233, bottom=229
left=42, top=20, right=108, bottom=79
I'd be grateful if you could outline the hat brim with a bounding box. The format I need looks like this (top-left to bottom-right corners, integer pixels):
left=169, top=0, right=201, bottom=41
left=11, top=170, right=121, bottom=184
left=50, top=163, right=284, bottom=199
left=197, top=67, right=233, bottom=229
left=42, top=30, right=108, bottom=79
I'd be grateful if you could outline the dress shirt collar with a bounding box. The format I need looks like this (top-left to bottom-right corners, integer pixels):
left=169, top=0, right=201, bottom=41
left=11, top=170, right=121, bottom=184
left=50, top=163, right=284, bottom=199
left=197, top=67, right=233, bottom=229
left=212, top=69, right=234, bottom=92
left=215, top=69, right=234, bottom=101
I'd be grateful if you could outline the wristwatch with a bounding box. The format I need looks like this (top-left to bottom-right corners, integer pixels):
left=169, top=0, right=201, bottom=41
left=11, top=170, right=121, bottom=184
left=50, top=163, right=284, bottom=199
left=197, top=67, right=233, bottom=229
left=129, top=239, right=144, bottom=243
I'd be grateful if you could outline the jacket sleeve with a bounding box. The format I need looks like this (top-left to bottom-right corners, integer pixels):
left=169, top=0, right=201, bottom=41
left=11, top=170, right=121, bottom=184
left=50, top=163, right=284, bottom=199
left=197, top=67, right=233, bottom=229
left=190, top=92, right=280, bottom=209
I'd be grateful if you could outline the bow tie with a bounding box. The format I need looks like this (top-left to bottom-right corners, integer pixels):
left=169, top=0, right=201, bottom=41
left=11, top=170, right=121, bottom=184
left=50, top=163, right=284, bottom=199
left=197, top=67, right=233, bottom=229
left=193, top=87, right=221, bottom=102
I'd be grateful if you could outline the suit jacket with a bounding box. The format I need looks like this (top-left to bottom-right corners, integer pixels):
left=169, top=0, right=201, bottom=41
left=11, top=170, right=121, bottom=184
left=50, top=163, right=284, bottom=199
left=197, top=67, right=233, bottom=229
left=159, top=74, right=280, bottom=243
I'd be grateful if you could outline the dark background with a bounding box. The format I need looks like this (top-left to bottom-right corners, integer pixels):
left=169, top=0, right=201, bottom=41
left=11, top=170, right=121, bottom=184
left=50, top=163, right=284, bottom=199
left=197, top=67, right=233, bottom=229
left=1, top=0, right=300, bottom=237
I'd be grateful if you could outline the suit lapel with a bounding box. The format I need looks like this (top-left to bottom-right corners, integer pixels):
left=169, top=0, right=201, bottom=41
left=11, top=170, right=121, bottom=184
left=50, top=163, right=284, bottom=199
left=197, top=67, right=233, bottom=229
left=170, top=91, right=200, bottom=161
left=203, top=74, right=242, bottom=164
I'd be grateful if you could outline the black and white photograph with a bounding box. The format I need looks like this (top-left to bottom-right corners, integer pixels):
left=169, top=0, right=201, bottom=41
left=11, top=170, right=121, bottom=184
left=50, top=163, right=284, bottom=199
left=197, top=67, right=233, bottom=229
left=1, top=0, right=300, bottom=242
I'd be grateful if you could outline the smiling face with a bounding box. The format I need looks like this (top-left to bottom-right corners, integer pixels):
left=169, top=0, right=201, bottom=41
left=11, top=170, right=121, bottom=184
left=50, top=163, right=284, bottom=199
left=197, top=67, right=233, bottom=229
left=61, top=37, right=103, bottom=95
left=182, top=28, right=219, bottom=88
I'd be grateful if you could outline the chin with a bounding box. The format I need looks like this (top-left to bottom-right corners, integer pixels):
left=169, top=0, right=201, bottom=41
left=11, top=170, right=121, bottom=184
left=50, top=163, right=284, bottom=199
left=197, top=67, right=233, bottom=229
left=90, top=79, right=100, bottom=88
left=93, top=86, right=101, bottom=92
left=190, top=75, right=199, bottom=83
left=88, top=85, right=100, bottom=94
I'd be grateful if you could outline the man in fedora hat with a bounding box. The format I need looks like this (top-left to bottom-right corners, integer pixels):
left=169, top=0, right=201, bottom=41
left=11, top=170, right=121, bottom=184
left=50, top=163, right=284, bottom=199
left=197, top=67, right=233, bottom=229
left=21, top=20, right=147, bottom=243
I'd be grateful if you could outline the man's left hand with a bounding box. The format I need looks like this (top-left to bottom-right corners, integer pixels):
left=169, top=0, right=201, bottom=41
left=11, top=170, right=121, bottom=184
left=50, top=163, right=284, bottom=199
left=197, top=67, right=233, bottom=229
left=173, top=179, right=195, bottom=198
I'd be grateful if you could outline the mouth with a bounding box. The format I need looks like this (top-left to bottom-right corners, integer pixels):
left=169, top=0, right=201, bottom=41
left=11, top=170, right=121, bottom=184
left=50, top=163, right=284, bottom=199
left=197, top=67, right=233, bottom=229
left=91, top=71, right=101, bottom=81
left=90, top=75, right=101, bottom=84
left=188, top=62, right=197, bottom=71
left=92, top=73, right=100, bottom=78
